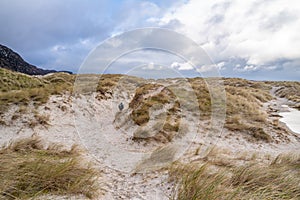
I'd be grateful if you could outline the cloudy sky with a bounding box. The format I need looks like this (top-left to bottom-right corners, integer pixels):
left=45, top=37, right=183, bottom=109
left=0, top=0, right=299, bottom=80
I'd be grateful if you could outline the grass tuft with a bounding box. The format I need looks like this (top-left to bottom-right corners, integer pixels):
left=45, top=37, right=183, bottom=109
left=0, top=137, right=99, bottom=199
left=170, top=153, right=300, bottom=200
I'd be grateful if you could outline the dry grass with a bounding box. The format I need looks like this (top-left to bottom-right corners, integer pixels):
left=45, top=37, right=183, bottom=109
left=1, top=69, right=293, bottom=142
left=130, top=84, right=182, bottom=143
left=0, top=68, right=44, bottom=92
left=0, top=68, right=74, bottom=114
left=223, top=79, right=272, bottom=140
left=170, top=153, right=300, bottom=200
left=268, top=81, right=300, bottom=109
left=188, top=78, right=212, bottom=118
left=96, top=74, right=124, bottom=99
left=74, top=74, right=135, bottom=99
left=188, top=77, right=273, bottom=141
left=0, top=137, right=99, bottom=199
left=28, top=113, right=50, bottom=128
left=128, top=77, right=275, bottom=142
left=129, top=84, right=170, bottom=126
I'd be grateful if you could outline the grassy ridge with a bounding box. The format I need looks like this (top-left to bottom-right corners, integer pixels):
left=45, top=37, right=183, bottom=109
left=0, top=68, right=74, bottom=113
left=1, top=69, right=299, bottom=142
left=223, top=79, right=273, bottom=141
left=127, top=77, right=298, bottom=143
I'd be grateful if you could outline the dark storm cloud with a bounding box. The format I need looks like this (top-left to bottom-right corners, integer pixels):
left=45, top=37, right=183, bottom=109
left=0, top=0, right=114, bottom=50
left=0, top=0, right=117, bottom=71
left=0, top=0, right=176, bottom=72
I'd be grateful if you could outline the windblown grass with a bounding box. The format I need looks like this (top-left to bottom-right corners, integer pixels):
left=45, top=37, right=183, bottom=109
left=170, top=153, right=300, bottom=200
left=0, top=137, right=99, bottom=199
left=130, top=84, right=168, bottom=126
left=129, top=84, right=181, bottom=143
left=96, top=74, right=123, bottom=99
left=269, top=81, right=300, bottom=109
left=188, top=78, right=212, bottom=118
left=188, top=77, right=273, bottom=141
left=0, top=68, right=74, bottom=113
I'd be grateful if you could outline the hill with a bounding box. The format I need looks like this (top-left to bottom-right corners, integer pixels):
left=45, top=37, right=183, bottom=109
left=0, top=44, right=71, bottom=75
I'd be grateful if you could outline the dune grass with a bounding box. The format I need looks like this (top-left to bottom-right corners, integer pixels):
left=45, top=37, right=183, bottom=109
left=0, top=68, right=74, bottom=114
left=129, top=84, right=182, bottom=142
left=170, top=153, right=300, bottom=200
left=0, top=68, right=45, bottom=92
left=187, top=77, right=273, bottom=141
left=0, top=69, right=293, bottom=142
left=0, top=137, right=99, bottom=199
left=188, top=78, right=212, bottom=118
left=129, top=84, right=170, bottom=126
left=128, top=77, right=275, bottom=142
left=269, top=81, right=300, bottom=109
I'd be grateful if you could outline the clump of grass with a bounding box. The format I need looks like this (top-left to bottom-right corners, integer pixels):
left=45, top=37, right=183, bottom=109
left=130, top=84, right=170, bottom=126
left=170, top=164, right=232, bottom=200
left=96, top=74, right=123, bottom=99
left=27, top=111, right=51, bottom=128
left=130, top=84, right=182, bottom=143
left=170, top=153, right=300, bottom=200
left=0, top=119, right=6, bottom=126
left=249, top=127, right=272, bottom=142
left=34, top=113, right=50, bottom=127
left=0, top=137, right=99, bottom=199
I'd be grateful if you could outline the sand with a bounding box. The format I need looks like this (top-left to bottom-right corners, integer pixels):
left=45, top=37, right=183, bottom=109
left=0, top=84, right=300, bottom=199
left=279, top=106, right=300, bottom=134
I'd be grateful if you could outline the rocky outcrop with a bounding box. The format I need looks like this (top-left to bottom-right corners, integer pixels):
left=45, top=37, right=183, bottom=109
left=0, top=44, right=71, bottom=75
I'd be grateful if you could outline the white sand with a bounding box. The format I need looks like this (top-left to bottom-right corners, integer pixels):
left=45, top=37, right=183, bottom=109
left=279, top=106, right=300, bottom=134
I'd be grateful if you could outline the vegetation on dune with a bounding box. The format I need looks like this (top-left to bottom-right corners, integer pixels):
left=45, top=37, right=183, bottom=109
left=129, top=83, right=166, bottom=126
left=127, top=77, right=298, bottom=143
left=225, top=85, right=272, bottom=142
left=74, top=74, right=143, bottom=99
left=0, top=68, right=74, bottom=113
left=96, top=74, right=124, bottom=99
left=268, top=81, right=300, bottom=109
left=0, top=137, right=99, bottom=199
left=188, top=78, right=212, bottom=118
left=188, top=77, right=273, bottom=141
left=231, top=84, right=270, bottom=140
left=170, top=152, right=300, bottom=200
left=0, top=68, right=44, bottom=91
left=129, top=83, right=181, bottom=143
left=1, top=69, right=298, bottom=142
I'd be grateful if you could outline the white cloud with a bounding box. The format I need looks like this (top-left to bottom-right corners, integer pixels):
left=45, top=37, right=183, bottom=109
left=51, top=45, right=67, bottom=53
left=170, top=61, right=194, bottom=70
left=196, top=61, right=226, bottom=73
left=216, top=61, right=225, bottom=70
left=158, top=0, right=300, bottom=70
left=234, top=64, right=259, bottom=72
left=147, top=62, right=154, bottom=69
